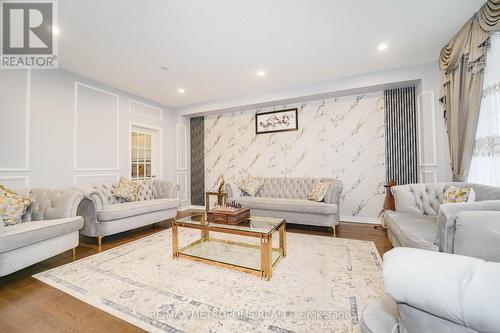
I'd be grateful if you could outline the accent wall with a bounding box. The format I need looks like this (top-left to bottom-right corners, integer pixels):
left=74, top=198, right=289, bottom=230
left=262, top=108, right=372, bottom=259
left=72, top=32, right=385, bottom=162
left=204, top=92, right=385, bottom=221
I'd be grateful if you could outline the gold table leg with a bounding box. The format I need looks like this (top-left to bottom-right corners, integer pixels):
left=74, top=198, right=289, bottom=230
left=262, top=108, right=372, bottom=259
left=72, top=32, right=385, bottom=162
left=260, top=234, right=272, bottom=280
left=172, top=224, right=179, bottom=259
left=279, top=224, right=287, bottom=257
left=260, top=235, right=268, bottom=279
left=266, top=234, right=272, bottom=279
left=201, top=229, right=209, bottom=241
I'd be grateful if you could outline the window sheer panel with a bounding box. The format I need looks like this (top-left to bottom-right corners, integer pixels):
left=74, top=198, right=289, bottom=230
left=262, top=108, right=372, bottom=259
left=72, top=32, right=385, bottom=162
left=468, top=33, right=500, bottom=186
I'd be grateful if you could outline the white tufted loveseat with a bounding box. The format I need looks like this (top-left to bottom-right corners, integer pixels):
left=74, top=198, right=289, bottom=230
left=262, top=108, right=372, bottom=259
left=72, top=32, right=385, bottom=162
left=226, top=177, right=343, bottom=234
left=75, top=179, right=179, bottom=245
left=384, top=182, right=500, bottom=260
left=0, top=188, right=84, bottom=276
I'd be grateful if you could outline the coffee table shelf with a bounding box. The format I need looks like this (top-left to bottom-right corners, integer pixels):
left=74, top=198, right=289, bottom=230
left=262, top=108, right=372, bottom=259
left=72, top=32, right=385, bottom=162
left=172, top=214, right=286, bottom=280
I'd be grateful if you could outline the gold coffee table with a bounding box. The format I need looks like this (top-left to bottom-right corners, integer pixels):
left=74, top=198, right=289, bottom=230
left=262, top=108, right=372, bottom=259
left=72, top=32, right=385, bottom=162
left=172, top=214, right=286, bottom=280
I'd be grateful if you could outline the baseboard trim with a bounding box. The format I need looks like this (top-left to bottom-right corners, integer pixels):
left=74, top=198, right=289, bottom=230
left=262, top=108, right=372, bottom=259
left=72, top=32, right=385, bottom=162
left=341, top=216, right=381, bottom=224
left=178, top=205, right=205, bottom=211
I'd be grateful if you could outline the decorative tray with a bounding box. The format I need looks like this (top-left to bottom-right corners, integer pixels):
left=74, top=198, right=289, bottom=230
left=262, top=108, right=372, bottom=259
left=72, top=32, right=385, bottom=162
left=206, top=206, right=251, bottom=225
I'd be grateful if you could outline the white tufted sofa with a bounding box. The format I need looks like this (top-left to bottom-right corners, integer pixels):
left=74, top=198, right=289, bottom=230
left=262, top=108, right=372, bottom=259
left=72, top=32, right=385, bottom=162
left=75, top=179, right=179, bottom=245
left=0, top=188, right=84, bottom=276
left=384, top=182, right=500, bottom=260
left=226, top=177, right=343, bottom=233
left=361, top=248, right=500, bottom=333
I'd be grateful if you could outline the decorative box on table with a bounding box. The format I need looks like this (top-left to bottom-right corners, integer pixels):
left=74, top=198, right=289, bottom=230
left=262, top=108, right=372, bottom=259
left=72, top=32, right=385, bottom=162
left=206, top=206, right=250, bottom=225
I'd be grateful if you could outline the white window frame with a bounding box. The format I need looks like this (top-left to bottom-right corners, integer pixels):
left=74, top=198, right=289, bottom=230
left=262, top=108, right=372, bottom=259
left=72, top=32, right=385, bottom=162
left=129, top=122, right=163, bottom=180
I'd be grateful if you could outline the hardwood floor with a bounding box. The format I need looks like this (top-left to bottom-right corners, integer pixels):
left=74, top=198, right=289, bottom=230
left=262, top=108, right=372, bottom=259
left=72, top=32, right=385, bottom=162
left=0, top=210, right=391, bottom=333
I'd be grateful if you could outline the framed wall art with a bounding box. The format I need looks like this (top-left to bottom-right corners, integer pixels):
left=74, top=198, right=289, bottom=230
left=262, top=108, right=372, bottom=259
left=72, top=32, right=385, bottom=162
left=255, top=108, right=298, bottom=134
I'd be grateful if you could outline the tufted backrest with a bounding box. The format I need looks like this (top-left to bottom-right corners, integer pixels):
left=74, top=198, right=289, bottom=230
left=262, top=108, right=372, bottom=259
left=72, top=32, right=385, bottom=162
left=80, top=184, right=126, bottom=204
left=75, top=179, right=174, bottom=206
left=392, top=182, right=500, bottom=216
left=254, top=177, right=339, bottom=200
left=18, top=188, right=82, bottom=221
left=136, top=180, right=157, bottom=201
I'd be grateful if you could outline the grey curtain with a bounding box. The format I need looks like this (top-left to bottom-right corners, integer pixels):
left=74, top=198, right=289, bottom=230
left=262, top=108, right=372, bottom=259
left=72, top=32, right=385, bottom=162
left=384, top=87, right=418, bottom=185
left=440, top=0, right=500, bottom=181
left=190, top=117, right=205, bottom=206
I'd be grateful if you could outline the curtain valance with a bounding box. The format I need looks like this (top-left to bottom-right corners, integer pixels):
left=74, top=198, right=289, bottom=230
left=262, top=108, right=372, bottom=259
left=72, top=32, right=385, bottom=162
left=440, top=0, right=500, bottom=100
left=439, top=0, right=500, bottom=181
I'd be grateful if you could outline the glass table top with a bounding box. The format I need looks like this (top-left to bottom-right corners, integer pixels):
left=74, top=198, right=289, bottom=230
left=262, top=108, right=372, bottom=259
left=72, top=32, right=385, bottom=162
left=175, top=214, right=284, bottom=234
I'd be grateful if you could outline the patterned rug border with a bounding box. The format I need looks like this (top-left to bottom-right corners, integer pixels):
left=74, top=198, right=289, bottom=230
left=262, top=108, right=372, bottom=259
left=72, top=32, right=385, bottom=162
left=33, top=229, right=383, bottom=332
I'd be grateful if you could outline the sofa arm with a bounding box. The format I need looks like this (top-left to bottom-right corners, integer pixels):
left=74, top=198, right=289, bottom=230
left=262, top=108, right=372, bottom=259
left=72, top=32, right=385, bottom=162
left=86, top=190, right=107, bottom=210
left=383, top=248, right=500, bottom=333
left=324, top=180, right=343, bottom=205
left=73, top=186, right=109, bottom=210
left=454, top=211, right=500, bottom=262
left=27, top=189, right=83, bottom=220
left=436, top=200, right=500, bottom=253
left=225, top=182, right=241, bottom=198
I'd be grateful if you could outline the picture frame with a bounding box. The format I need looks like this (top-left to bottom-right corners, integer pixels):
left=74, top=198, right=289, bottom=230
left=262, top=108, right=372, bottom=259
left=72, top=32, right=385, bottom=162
left=255, top=108, right=298, bottom=134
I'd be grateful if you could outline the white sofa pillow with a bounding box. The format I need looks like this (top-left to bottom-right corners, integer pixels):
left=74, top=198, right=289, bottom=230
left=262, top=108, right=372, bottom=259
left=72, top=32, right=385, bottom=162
left=442, top=186, right=475, bottom=204
left=239, top=176, right=264, bottom=196
left=308, top=182, right=332, bottom=202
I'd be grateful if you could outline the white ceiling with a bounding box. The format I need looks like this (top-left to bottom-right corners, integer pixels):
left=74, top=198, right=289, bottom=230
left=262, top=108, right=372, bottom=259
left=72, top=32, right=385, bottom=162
left=58, top=0, right=483, bottom=108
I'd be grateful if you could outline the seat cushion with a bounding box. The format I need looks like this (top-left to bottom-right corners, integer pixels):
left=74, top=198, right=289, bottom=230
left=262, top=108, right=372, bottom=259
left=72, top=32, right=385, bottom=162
left=384, top=211, right=438, bottom=251
left=97, top=198, right=178, bottom=222
left=234, top=197, right=337, bottom=215
left=0, top=217, right=83, bottom=253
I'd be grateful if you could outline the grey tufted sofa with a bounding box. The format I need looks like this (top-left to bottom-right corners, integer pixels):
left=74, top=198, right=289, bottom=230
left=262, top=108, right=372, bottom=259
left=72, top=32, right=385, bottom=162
left=75, top=179, right=179, bottom=245
left=383, top=182, right=500, bottom=260
left=226, top=177, right=343, bottom=234
left=0, top=188, right=84, bottom=277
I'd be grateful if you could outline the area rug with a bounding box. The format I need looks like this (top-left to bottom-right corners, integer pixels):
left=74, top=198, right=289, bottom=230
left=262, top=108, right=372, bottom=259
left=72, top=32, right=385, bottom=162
left=34, top=229, right=384, bottom=332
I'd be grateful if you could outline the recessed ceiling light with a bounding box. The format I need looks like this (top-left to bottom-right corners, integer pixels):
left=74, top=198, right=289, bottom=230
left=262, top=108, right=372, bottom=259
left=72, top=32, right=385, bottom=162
left=256, top=70, right=266, bottom=77
left=378, top=43, right=388, bottom=51
left=178, top=88, right=185, bottom=94
left=52, top=26, right=60, bottom=35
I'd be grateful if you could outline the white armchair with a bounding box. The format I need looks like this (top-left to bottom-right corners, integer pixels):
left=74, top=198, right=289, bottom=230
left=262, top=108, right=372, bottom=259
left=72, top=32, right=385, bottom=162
left=361, top=248, right=500, bottom=333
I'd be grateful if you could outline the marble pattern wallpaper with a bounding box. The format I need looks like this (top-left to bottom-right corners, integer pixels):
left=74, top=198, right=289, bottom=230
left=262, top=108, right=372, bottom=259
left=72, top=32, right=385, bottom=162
left=205, top=92, right=385, bottom=219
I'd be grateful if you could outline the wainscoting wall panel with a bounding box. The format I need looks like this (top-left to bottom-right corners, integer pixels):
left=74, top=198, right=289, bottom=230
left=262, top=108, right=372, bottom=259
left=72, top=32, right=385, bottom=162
left=204, top=93, right=385, bottom=220
left=0, top=176, right=29, bottom=189
left=73, top=174, right=119, bottom=186
left=417, top=91, right=439, bottom=183
left=0, top=69, right=30, bottom=171
left=384, top=87, right=418, bottom=185
left=129, top=99, right=162, bottom=121
left=190, top=117, right=205, bottom=206
left=74, top=82, right=120, bottom=171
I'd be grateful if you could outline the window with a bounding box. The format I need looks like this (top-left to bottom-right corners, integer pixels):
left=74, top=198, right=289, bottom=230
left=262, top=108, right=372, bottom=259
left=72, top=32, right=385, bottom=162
left=468, top=33, right=500, bottom=186
left=131, top=126, right=157, bottom=180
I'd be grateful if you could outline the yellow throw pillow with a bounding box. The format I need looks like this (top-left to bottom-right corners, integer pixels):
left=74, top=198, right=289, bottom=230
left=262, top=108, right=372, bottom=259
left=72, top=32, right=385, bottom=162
left=112, top=177, right=139, bottom=202
left=0, top=184, right=31, bottom=226
left=308, top=182, right=332, bottom=202
left=239, top=176, right=264, bottom=196
left=442, top=186, right=475, bottom=204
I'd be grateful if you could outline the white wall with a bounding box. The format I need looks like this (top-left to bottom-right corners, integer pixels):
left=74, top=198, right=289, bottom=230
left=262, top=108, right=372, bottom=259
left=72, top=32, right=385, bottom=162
left=0, top=68, right=179, bottom=189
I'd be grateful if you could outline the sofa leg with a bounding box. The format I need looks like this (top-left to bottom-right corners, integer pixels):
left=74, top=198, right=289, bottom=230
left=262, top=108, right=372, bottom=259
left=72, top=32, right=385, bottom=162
left=72, top=248, right=76, bottom=258
left=332, top=226, right=337, bottom=237
left=97, top=236, right=103, bottom=248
